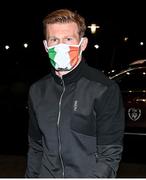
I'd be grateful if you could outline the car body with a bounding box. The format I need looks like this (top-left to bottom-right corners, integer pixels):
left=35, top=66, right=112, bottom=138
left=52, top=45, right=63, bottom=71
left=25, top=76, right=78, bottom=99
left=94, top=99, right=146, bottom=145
left=107, top=59, right=146, bottom=163
left=108, top=60, right=146, bottom=136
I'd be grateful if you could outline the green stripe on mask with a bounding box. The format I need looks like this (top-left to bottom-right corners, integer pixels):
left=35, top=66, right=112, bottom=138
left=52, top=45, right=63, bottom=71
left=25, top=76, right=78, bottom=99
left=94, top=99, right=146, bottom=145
left=48, top=47, right=57, bottom=68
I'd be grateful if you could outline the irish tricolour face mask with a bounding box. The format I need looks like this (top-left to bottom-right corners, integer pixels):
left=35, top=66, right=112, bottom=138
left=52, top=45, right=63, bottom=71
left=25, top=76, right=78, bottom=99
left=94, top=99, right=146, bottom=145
left=44, top=38, right=83, bottom=71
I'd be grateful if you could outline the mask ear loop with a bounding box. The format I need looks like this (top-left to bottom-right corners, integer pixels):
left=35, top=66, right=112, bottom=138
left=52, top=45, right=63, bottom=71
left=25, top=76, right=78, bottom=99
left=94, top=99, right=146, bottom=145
left=78, top=38, right=84, bottom=61
left=79, top=37, right=84, bottom=46
left=79, top=38, right=84, bottom=55
left=43, top=40, right=49, bottom=52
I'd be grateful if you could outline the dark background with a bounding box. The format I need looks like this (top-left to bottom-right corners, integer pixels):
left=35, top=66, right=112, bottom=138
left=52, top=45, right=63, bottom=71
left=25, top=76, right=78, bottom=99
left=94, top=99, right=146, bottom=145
left=1, top=0, right=146, bottom=68
left=0, top=0, right=146, bottom=157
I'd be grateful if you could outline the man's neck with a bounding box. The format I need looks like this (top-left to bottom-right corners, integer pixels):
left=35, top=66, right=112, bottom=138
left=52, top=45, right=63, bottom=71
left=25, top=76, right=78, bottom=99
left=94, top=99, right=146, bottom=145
left=55, top=70, right=69, bottom=77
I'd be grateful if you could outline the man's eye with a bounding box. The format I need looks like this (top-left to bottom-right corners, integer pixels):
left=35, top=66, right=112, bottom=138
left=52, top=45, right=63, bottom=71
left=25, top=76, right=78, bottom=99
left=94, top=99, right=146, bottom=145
left=64, top=38, right=74, bottom=44
left=48, top=38, right=59, bottom=45
left=50, top=38, right=57, bottom=42
left=66, top=38, right=72, bottom=41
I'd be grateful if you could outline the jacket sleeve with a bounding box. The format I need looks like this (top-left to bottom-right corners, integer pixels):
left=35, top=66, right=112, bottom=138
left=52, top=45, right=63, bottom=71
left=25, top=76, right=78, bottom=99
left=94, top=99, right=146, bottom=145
left=25, top=91, right=43, bottom=178
left=94, top=82, right=125, bottom=178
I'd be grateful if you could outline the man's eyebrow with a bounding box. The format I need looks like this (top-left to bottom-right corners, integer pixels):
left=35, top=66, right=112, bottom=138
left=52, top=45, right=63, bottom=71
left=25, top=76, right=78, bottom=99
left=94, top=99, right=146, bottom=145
left=47, top=36, right=56, bottom=39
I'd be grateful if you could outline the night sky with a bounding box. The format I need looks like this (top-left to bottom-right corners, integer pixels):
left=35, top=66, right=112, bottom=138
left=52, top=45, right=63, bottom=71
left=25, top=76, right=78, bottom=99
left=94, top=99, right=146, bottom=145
left=0, top=0, right=146, bottom=71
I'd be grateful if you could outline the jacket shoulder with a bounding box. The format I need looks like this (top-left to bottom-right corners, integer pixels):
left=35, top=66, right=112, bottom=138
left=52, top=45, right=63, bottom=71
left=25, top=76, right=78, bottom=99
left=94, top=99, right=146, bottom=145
left=83, top=64, right=116, bottom=87
left=29, top=73, right=51, bottom=96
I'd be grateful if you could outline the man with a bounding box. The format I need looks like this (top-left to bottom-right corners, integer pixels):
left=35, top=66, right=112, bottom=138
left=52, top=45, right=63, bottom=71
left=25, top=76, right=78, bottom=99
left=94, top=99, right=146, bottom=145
left=25, top=9, right=125, bottom=178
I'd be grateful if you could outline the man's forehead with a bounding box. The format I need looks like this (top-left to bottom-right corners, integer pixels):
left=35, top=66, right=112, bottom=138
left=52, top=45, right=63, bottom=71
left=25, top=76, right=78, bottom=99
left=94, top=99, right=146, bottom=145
left=46, top=23, right=79, bottom=38
left=46, top=22, right=78, bottom=31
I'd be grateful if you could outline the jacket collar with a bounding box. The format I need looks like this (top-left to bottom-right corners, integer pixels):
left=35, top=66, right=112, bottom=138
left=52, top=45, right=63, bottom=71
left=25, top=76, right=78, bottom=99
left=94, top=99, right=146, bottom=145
left=51, top=60, right=86, bottom=85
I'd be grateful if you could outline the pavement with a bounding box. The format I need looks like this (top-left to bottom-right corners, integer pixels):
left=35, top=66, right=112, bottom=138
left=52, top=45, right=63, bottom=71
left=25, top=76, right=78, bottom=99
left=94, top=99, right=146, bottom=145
left=0, top=154, right=26, bottom=178
left=0, top=154, right=146, bottom=178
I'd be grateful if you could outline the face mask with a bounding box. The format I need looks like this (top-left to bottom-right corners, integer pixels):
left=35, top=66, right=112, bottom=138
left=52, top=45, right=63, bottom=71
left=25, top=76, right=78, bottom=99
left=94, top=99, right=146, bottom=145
left=44, top=38, right=83, bottom=71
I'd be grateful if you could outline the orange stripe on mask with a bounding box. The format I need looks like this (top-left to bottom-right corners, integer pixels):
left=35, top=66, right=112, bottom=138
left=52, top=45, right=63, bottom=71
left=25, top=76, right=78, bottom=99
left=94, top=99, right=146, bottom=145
left=69, top=46, right=80, bottom=67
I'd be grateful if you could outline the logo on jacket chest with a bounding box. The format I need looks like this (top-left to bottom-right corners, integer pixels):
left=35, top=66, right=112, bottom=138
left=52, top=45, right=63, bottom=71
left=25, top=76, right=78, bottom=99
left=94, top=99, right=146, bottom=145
left=73, top=100, right=78, bottom=111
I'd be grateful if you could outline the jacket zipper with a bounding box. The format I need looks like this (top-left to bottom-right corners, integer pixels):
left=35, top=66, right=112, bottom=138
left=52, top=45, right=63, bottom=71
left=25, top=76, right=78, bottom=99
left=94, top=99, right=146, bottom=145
left=57, top=77, right=65, bottom=177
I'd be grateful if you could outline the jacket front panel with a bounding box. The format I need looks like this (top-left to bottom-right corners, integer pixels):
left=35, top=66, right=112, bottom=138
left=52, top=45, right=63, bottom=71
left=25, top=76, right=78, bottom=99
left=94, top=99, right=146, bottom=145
left=26, top=61, right=125, bottom=178
left=33, top=76, right=101, bottom=177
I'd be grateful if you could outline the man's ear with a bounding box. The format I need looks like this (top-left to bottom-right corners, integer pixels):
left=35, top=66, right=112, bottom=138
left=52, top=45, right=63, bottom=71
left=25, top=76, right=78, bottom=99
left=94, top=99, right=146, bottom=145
left=43, top=40, right=48, bottom=53
left=81, top=37, right=88, bottom=52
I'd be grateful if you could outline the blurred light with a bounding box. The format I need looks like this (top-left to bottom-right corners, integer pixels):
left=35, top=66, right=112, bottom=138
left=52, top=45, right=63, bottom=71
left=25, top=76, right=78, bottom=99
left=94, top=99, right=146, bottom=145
left=140, top=41, right=144, bottom=46
left=94, top=44, right=99, bottom=49
left=23, top=43, right=28, bottom=48
left=5, top=45, right=10, bottom=50
left=143, top=72, right=146, bottom=75
left=136, top=98, right=146, bottom=102
left=124, top=37, right=128, bottom=42
left=88, top=23, right=100, bottom=34
left=126, top=72, right=130, bottom=75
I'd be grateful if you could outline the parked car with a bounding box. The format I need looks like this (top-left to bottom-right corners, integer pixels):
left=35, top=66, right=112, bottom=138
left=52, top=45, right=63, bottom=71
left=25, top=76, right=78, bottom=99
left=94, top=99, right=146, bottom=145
left=108, top=59, right=146, bottom=163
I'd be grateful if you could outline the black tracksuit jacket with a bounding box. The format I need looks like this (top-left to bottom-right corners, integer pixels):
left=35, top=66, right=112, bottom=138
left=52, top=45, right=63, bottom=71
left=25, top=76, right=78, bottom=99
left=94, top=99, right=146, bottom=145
left=25, top=61, right=125, bottom=178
